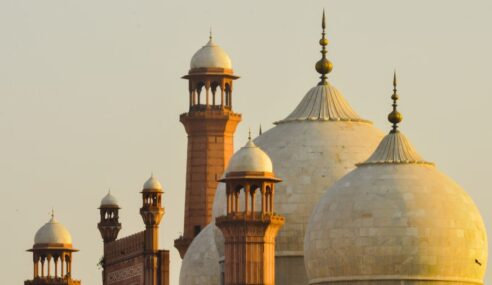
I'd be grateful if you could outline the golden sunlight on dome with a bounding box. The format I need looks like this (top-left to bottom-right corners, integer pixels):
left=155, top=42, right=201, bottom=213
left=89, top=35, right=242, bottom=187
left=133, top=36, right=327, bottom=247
left=190, top=34, right=232, bottom=70
left=304, top=74, right=488, bottom=285
left=143, top=174, right=163, bottom=192
left=34, top=212, right=73, bottom=247
left=226, top=134, right=273, bottom=174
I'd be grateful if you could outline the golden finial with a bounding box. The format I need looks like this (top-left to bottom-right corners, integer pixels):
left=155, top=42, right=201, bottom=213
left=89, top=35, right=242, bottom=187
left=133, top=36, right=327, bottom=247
left=209, top=27, right=213, bottom=40
left=50, top=208, right=55, bottom=219
left=259, top=124, right=263, bottom=135
left=315, top=9, right=333, bottom=85
left=388, top=71, right=403, bottom=132
left=248, top=128, right=252, bottom=141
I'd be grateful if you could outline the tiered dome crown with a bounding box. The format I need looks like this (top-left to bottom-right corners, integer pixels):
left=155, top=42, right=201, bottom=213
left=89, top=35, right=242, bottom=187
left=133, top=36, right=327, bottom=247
left=34, top=215, right=72, bottom=246
left=276, top=82, right=369, bottom=124
left=190, top=38, right=232, bottom=70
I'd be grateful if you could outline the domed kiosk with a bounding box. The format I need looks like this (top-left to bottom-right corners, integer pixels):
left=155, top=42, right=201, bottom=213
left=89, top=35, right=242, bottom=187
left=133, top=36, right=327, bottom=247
left=179, top=13, right=384, bottom=285
left=26, top=211, right=80, bottom=285
left=304, top=74, right=488, bottom=284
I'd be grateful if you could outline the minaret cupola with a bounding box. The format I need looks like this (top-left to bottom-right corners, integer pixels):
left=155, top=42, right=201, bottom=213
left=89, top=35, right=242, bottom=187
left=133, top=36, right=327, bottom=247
left=26, top=211, right=80, bottom=285
left=98, top=190, right=121, bottom=243
left=216, top=134, right=284, bottom=285
left=140, top=174, right=165, bottom=227
left=183, top=33, right=239, bottom=112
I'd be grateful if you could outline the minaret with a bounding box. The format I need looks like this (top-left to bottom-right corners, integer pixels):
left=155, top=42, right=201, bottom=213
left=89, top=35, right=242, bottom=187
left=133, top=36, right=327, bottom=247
left=98, top=190, right=121, bottom=243
left=174, top=34, right=242, bottom=258
left=25, top=211, right=81, bottom=285
left=140, top=175, right=165, bottom=285
left=216, top=135, right=284, bottom=285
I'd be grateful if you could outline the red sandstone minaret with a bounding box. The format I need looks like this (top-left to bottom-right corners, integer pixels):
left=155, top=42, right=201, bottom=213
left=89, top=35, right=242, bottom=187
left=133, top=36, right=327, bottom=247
left=216, top=137, right=284, bottom=285
left=174, top=35, right=241, bottom=258
left=140, top=175, right=166, bottom=285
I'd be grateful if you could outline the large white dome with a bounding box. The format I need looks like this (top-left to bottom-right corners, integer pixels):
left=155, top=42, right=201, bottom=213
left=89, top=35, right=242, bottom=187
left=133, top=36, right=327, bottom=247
left=190, top=38, right=232, bottom=70
left=34, top=216, right=73, bottom=246
left=179, top=81, right=384, bottom=285
left=179, top=223, right=225, bottom=285
left=304, top=131, right=488, bottom=284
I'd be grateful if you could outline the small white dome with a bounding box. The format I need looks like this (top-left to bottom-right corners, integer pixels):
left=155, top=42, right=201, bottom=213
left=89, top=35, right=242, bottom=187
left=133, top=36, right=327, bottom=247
left=227, top=140, right=273, bottom=174
left=143, top=175, right=163, bottom=191
left=190, top=38, right=232, bottom=70
left=100, top=191, right=119, bottom=207
left=34, top=216, right=72, bottom=246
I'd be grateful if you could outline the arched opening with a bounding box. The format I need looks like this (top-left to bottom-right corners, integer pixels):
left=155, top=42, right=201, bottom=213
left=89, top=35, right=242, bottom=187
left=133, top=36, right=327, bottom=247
left=232, top=185, right=244, bottom=213
left=211, top=81, right=220, bottom=107
left=152, top=194, right=158, bottom=206
left=224, top=83, right=231, bottom=107
left=265, top=185, right=272, bottom=213
left=250, top=185, right=262, bottom=214
left=196, top=82, right=205, bottom=107
left=65, top=255, right=71, bottom=277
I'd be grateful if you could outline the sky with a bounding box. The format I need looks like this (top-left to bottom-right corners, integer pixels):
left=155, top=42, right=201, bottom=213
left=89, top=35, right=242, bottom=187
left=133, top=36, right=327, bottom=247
left=0, top=0, right=491, bottom=284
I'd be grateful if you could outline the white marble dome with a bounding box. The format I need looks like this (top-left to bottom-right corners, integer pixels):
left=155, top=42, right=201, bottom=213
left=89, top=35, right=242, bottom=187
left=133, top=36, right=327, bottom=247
left=179, top=81, right=384, bottom=285
left=190, top=38, right=232, bottom=70
left=143, top=175, right=163, bottom=192
left=227, top=140, right=273, bottom=174
left=34, top=216, right=73, bottom=246
left=100, top=191, right=119, bottom=207
left=179, top=223, right=225, bottom=285
left=304, top=131, right=488, bottom=284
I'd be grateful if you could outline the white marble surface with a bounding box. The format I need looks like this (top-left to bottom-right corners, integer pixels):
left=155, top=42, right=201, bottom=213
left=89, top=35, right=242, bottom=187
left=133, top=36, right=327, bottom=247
left=190, top=38, right=232, bottom=69
left=305, top=160, right=488, bottom=284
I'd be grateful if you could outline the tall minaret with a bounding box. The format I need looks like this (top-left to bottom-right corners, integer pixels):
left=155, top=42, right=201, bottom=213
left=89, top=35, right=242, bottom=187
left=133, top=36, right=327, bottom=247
left=97, top=191, right=121, bottom=285
left=140, top=175, right=165, bottom=285
left=216, top=136, right=284, bottom=285
left=174, top=34, right=242, bottom=258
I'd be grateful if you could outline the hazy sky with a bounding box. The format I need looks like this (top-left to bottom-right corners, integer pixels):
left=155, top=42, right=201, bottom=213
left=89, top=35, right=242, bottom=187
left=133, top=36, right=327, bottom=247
left=1, top=1, right=491, bottom=284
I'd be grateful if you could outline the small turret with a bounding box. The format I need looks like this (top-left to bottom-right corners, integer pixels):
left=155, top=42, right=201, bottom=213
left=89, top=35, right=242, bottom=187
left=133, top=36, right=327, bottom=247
left=140, top=175, right=165, bottom=228
left=98, top=191, right=121, bottom=243
left=26, top=211, right=80, bottom=285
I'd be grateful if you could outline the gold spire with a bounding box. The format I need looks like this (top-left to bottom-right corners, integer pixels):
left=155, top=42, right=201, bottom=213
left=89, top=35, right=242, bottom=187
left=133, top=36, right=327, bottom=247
left=259, top=124, right=263, bottom=135
left=315, top=9, right=333, bottom=85
left=209, top=27, right=213, bottom=40
left=388, top=71, right=403, bottom=133
left=248, top=128, right=252, bottom=141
